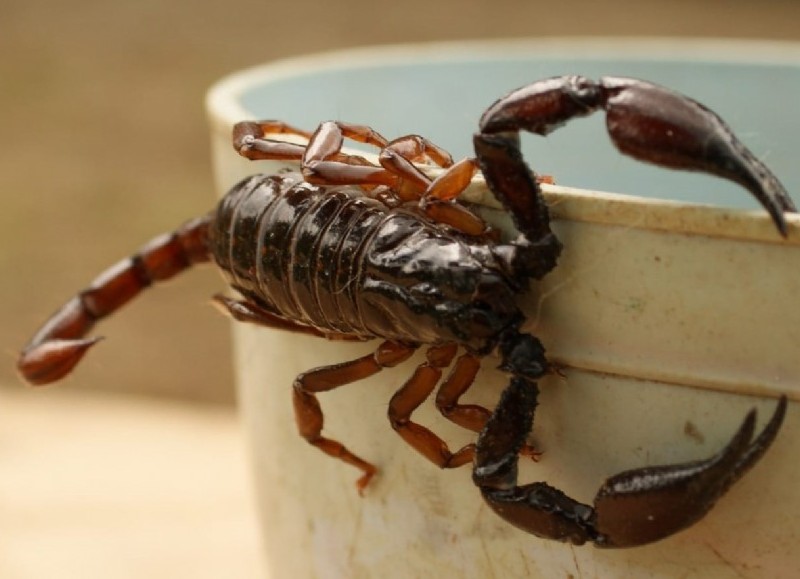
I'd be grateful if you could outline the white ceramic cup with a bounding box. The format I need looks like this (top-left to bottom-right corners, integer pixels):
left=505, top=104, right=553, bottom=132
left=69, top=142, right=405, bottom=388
left=207, top=39, right=799, bottom=578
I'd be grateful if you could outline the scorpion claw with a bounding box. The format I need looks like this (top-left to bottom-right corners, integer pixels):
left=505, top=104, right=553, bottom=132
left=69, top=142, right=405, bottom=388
left=478, top=75, right=796, bottom=237
left=598, top=76, right=797, bottom=236
left=17, top=337, right=103, bottom=386
left=593, top=396, right=786, bottom=547
left=475, top=370, right=787, bottom=548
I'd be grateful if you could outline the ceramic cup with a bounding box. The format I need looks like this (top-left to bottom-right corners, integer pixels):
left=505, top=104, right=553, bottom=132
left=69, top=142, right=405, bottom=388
left=207, top=39, right=799, bottom=578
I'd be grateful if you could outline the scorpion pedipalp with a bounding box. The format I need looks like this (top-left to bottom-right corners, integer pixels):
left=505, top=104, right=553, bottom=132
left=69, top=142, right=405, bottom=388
left=478, top=75, right=797, bottom=236
left=470, top=75, right=793, bottom=547
left=592, top=395, right=787, bottom=547
left=473, top=372, right=787, bottom=547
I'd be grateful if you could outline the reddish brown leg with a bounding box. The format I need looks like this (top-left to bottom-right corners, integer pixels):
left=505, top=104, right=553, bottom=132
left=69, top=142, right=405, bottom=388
left=387, top=344, right=477, bottom=469
left=18, top=216, right=212, bottom=385
left=435, top=353, right=487, bottom=432
left=237, top=119, right=459, bottom=198
left=233, top=120, right=313, bottom=160
left=294, top=340, right=416, bottom=493
left=379, top=139, right=494, bottom=236
left=419, top=155, right=554, bottom=236
left=376, top=134, right=454, bottom=201
left=301, top=122, right=459, bottom=197
left=299, top=121, right=397, bottom=187
left=420, top=158, right=489, bottom=235
left=233, top=119, right=491, bottom=236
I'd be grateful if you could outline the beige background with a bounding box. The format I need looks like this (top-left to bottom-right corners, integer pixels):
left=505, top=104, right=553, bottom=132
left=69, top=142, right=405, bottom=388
left=2, top=1, right=800, bottom=577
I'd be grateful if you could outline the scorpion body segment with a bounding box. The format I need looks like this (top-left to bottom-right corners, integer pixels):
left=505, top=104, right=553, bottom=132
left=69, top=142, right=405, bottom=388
left=210, top=172, right=523, bottom=351
left=19, top=76, right=794, bottom=548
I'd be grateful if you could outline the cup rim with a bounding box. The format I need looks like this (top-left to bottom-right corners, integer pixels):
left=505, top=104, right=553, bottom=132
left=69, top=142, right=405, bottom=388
left=206, top=37, right=800, bottom=243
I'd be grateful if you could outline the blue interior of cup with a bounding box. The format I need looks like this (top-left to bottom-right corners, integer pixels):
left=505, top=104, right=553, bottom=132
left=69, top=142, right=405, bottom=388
left=239, top=54, right=800, bottom=209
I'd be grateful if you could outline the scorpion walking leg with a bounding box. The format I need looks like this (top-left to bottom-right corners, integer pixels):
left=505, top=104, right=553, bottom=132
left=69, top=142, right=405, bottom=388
left=302, top=126, right=493, bottom=236
left=389, top=348, right=539, bottom=466
left=294, top=340, right=416, bottom=493
left=388, top=344, right=475, bottom=469
left=18, top=216, right=211, bottom=385
left=233, top=120, right=313, bottom=160
left=234, top=119, right=494, bottom=236
left=331, top=130, right=501, bottom=236
left=435, top=353, right=487, bottom=433
left=300, top=122, right=461, bottom=198
left=236, top=119, right=397, bottom=185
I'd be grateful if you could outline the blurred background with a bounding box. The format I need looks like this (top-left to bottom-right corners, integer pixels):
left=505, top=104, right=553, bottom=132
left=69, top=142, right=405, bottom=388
left=2, top=0, right=800, bottom=577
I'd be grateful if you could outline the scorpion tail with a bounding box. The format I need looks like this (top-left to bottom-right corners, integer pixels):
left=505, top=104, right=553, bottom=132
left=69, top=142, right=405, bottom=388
left=18, top=215, right=212, bottom=385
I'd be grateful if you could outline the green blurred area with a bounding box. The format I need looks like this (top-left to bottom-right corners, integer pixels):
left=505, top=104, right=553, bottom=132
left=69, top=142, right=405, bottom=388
left=2, top=0, right=800, bottom=403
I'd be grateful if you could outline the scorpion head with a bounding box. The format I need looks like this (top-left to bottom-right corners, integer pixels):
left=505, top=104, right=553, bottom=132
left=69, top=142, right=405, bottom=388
left=359, top=216, right=523, bottom=352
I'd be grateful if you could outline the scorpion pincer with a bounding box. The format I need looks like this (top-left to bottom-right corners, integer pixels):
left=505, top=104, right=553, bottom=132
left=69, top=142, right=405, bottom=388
left=19, top=76, right=794, bottom=547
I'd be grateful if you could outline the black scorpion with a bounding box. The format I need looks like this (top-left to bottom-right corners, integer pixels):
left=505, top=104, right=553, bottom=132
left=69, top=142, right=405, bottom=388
left=19, top=76, right=794, bottom=547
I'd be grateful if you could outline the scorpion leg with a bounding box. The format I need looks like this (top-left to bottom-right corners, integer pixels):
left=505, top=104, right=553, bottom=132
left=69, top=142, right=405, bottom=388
left=388, top=344, right=475, bottom=468
left=236, top=120, right=438, bottom=192
left=294, top=340, right=416, bottom=493
left=301, top=122, right=459, bottom=195
left=18, top=216, right=211, bottom=385
left=387, top=347, right=539, bottom=467
left=478, top=75, right=796, bottom=235
left=475, top=332, right=788, bottom=547
left=233, top=120, right=313, bottom=160
left=234, top=120, right=493, bottom=236
left=435, top=353, right=487, bottom=432
left=300, top=120, right=395, bottom=185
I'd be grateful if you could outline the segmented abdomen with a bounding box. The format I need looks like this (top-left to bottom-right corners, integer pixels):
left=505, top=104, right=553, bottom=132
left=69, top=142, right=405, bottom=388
left=209, top=173, right=391, bottom=337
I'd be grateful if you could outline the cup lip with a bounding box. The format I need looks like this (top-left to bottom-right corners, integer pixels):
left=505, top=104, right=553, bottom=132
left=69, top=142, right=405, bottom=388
left=206, top=37, right=800, bottom=243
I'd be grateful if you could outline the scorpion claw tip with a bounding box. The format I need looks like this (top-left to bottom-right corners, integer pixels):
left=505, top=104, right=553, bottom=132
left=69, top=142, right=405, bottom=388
left=17, top=337, right=102, bottom=386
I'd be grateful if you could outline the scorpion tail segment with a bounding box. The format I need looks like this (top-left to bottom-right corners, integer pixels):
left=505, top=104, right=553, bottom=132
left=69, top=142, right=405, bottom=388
left=473, top=132, right=555, bottom=243
left=17, top=216, right=212, bottom=386
left=592, top=396, right=787, bottom=548
left=597, top=76, right=796, bottom=236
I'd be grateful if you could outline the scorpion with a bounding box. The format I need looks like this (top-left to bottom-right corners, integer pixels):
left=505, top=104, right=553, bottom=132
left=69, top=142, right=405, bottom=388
left=19, top=76, right=794, bottom=548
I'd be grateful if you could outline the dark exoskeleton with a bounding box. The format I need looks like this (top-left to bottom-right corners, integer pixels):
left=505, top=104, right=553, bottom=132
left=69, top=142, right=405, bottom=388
left=19, top=76, right=794, bottom=547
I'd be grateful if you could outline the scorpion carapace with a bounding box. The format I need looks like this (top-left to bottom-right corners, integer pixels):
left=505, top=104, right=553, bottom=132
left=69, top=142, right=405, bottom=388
left=19, top=76, right=793, bottom=548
